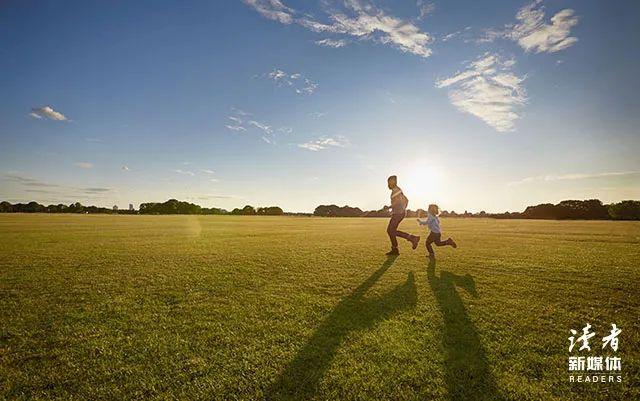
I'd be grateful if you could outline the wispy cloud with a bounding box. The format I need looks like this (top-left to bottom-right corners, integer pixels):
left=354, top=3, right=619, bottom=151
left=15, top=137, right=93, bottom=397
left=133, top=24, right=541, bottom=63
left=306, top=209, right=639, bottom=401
left=201, top=169, right=215, bottom=175
left=83, top=187, right=112, bottom=194
left=172, top=169, right=195, bottom=176
left=2, top=173, right=114, bottom=199
left=249, top=120, right=273, bottom=135
left=194, top=194, right=239, bottom=200
left=509, top=171, right=640, bottom=186
left=225, top=109, right=290, bottom=144
left=226, top=124, right=247, bottom=132
left=436, top=53, right=527, bottom=132
left=260, top=68, right=318, bottom=95
left=85, top=137, right=103, bottom=143
left=298, top=135, right=350, bottom=151
left=225, top=109, right=250, bottom=132
left=121, top=165, right=130, bottom=171
left=416, top=0, right=435, bottom=20
left=29, top=106, right=69, bottom=121
left=441, top=26, right=472, bottom=42
left=315, top=38, right=349, bottom=48
left=242, top=0, right=294, bottom=24
left=482, top=0, right=579, bottom=53
left=243, top=0, right=434, bottom=58
left=3, top=174, right=61, bottom=187
left=75, top=162, right=94, bottom=169
left=309, top=111, right=327, bottom=119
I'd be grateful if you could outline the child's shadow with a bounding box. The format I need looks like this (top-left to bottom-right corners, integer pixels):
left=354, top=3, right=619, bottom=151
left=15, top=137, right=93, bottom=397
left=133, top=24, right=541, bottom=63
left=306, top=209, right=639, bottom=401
left=427, top=258, right=503, bottom=401
left=266, top=255, right=417, bottom=400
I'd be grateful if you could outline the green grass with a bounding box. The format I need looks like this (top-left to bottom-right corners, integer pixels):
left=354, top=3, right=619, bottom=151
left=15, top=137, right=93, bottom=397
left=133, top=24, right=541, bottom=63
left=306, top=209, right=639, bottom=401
left=0, top=214, right=638, bottom=400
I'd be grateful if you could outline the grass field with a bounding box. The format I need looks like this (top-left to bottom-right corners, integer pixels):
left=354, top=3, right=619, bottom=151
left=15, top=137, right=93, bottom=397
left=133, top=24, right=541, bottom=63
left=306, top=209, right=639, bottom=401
left=0, top=215, right=638, bottom=400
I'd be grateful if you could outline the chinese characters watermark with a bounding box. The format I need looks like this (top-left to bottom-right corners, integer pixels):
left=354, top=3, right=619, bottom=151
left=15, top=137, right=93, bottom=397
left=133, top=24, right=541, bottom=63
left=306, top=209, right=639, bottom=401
left=568, top=323, right=622, bottom=383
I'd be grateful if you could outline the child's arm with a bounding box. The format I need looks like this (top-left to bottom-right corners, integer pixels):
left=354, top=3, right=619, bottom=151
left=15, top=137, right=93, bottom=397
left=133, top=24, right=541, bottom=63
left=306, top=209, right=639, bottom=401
left=416, top=218, right=428, bottom=225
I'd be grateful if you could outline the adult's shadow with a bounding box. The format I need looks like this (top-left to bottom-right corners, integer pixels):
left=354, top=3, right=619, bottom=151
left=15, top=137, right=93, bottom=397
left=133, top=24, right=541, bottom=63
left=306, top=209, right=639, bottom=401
left=266, top=255, right=416, bottom=400
left=427, top=258, right=503, bottom=401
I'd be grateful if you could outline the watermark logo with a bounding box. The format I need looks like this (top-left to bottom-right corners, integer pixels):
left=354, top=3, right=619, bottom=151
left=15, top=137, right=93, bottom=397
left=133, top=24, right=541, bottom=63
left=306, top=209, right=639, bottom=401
left=568, top=323, right=622, bottom=383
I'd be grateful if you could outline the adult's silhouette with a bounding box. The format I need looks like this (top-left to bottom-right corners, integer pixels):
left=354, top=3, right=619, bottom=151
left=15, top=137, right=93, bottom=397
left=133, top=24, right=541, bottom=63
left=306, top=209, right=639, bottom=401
left=266, top=256, right=416, bottom=399
left=385, top=175, right=419, bottom=255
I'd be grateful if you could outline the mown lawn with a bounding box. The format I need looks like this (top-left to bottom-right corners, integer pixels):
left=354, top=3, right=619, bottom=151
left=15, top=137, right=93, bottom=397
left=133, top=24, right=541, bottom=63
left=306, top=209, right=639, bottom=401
left=0, top=214, right=638, bottom=400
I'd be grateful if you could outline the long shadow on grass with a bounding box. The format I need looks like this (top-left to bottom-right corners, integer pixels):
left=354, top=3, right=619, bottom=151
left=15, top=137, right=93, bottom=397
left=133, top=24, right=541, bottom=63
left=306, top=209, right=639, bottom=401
left=427, top=258, right=503, bottom=401
left=266, top=255, right=416, bottom=400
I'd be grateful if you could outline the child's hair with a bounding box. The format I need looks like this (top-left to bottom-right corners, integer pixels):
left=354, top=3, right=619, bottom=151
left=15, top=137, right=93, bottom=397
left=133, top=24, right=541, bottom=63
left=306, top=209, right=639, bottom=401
left=428, top=204, right=439, bottom=215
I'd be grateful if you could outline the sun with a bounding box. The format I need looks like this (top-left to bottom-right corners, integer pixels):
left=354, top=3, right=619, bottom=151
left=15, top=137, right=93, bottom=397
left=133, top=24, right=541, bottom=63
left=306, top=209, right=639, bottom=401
left=399, top=160, right=446, bottom=209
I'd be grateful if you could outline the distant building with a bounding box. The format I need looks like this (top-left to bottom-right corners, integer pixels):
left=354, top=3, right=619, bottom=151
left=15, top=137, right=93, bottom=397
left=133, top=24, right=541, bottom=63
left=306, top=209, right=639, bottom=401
left=129, top=204, right=134, bottom=211
left=113, top=205, right=118, bottom=211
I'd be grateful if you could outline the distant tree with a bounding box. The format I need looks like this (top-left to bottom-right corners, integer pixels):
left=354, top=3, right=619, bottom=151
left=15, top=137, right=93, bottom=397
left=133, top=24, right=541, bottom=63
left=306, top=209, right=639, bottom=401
left=230, top=205, right=256, bottom=215
left=242, top=205, right=256, bottom=215
left=608, top=200, right=640, bottom=220
left=0, top=201, right=13, bottom=213
left=362, top=206, right=391, bottom=217
left=405, top=209, right=418, bottom=218
left=522, top=203, right=556, bottom=219
left=201, top=207, right=227, bottom=215
left=523, top=199, right=609, bottom=220
left=257, top=206, right=284, bottom=215
left=67, top=202, right=85, bottom=213
left=314, top=204, right=363, bottom=217
left=24, top=201, right=46, bottom=213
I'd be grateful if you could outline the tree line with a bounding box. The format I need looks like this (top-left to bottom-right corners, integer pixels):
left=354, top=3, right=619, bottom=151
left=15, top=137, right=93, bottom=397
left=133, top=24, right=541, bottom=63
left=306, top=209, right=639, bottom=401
left=0, top=199, right=284, bottom=216
left=1, top=198, right=639, bottom=220
left=313, top=199, right=640, bottom=220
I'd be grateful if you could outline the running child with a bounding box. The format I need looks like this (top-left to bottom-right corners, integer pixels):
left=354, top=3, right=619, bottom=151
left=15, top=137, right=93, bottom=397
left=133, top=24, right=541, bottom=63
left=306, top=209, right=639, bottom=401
left=417, top=204, right=457, bottom=258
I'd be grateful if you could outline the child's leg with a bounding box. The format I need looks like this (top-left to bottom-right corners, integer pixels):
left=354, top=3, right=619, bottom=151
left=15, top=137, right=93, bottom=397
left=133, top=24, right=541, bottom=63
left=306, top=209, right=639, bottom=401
left=425, top=233, right=436, bottom=255
left=433, top=233, right=455, bottom=247
left=434, top=234, right=458, bottom=248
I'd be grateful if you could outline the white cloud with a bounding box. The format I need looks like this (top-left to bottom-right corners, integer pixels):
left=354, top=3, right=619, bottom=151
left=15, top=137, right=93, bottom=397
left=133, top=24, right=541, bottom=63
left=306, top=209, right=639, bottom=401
left=75, top=162, right=93, bottom=169
left=309, top=111, right=327, bottom=119
left=315, top=38, right=349, bottom=48
left=2, top=174, right=116, bottom=202
left=226, top=109, right=291, bottom=144
left=328, top=1, right=433, bottom=57
left=201, top=169, right=215, bottom=175
left=241, top=0, right=294, bottom=24
left=225, top=113, right=248, bottom=132
left=30, top=106, right=68, bottom=121
left=121, top=165, right=130, bottom=171
left=172, top=169, right=195, bottom=176
left=261, top=68, right=318, bottom=95
left=509, top=171, right=640, bottom=186
left=226, top=124, right=247, bottom=132
left=242, top=0, right=433, bottom=58
left=485, top=0, right=579, bottom=53
left=298, top=135, right=350, bottom=151
left=441, top=26, right=471, bottom=42
left=416, top=0, right=435, bottom=20
left=248, top=120, right=273, bottom=134
left=436, top=53, right=527, bottom=132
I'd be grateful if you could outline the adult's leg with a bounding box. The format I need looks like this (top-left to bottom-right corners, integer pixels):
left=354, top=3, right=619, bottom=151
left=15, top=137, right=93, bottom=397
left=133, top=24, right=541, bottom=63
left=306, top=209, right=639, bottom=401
left=392, top=215, right=414, bottom=241
left=387, top=214, right=402, bottom=248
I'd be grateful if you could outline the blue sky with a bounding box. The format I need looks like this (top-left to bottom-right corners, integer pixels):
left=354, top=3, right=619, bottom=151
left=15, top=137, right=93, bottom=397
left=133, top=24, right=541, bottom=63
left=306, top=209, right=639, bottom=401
left=1, top=0, right=638, bottom=212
